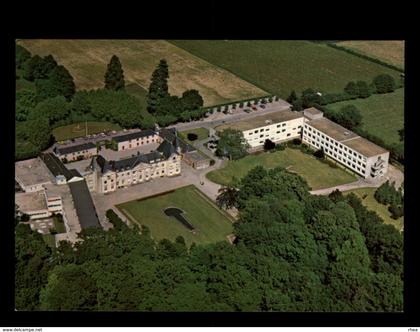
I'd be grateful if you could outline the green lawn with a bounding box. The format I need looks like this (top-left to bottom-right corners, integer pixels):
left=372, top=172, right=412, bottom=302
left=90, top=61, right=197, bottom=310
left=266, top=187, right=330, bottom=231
left=343, top=188, right=403, bottom=231
left=43, top=234, right=56, bottom=248
left=170, top=40, right=401, bottom=99
left=178, top=127, right=209, bottom=142
left=53, top=215, right=66, bottom=234
left=326, top=88, right=404, bottom=145
left=52, top=121, right=122, bottom=142
left=206, top=148, right=357, bottom=190
left=116, top=185, right=234, bottom=245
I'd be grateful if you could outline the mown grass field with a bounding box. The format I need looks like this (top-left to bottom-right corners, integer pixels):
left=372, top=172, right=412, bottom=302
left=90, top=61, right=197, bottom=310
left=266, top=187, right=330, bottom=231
left=116, top=185, right=234, bottom=245
left=178, top=127, right=209, bottom=142
left=17, top=39, right=267, bottom=107
left=326, top=88, right=404, bottom=145
left=52, top=121, right=122, bottom=142
left=336, top=41, right=404, bottom=69
left=343, top=188, right=403, bottom=231
left=206, top=148, right=357, bottom=190
left=170, top=40, right=401, bottom=99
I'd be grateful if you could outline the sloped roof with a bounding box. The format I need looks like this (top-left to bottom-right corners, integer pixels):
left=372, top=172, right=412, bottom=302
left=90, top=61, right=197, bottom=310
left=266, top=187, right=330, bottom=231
left=157, top=140, right=176, bottom=159
left=68, top=180, right=101, bottom=229
left=113, top=129, right=156, bottom=143
left=55, top=142, right=96, bottom=155
left=40, top=153, right=74, bottom=181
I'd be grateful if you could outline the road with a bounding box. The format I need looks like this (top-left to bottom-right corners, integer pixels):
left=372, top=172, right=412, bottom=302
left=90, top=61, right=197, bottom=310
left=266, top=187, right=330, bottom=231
left=169, top=99, right=291, bottom=132
left=310, top=164, right=404, bottom=195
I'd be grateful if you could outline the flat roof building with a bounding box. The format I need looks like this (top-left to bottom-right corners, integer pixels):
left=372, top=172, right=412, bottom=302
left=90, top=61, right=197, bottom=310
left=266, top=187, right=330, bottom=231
left=15, top=158, right=54, bottom=193
left=302, top=111, right=389, bottom=179
left=216, top=110, right=304, bottom=149
left=215, top=110, right=303, bottom=132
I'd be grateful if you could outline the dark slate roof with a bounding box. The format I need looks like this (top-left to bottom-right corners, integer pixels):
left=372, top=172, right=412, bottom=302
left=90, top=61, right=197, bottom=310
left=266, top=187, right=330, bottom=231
left=110, top=151, right=164, bottom=172
left=40, top=153, right=74, bottom=180
left=157, top=140, right=176, bottom=159
left=55, top=142, right=96, bottom=155
left=112, top=130, right=156, bottom=143
left=158, top=128, right=177, bottom=142
left=68, top=180, right=101, bottom=229
left=69, top=169, right=83, bottom=178
left=158, top=128, right=196, bottom=153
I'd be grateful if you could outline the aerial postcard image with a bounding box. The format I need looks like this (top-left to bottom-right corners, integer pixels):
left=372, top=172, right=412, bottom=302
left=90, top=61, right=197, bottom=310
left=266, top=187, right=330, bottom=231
left=14, top=39, right=404, bottom=312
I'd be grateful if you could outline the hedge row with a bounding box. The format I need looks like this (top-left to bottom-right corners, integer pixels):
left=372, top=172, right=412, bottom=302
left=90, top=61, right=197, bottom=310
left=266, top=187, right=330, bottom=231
left=327, top=43, right=404, bottom=73
left=206, top=94, right=275, bottom=111
left=105, top=209, right=128, bottom=231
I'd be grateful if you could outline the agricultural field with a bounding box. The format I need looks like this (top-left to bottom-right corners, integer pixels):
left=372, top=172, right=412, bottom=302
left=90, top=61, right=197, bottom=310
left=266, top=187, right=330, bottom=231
left=52, top=121, right=122, bottom=142
left=335, top=41, right=405, bottom=69
left=343, top=188, right=403, bottom=231
left=206, top=148, right=357, bottom=190
left=326, top=88, right=404, bottom=145
left=178, top=127, right=209, bottom=142
left=170, top=40, right=401, bottom=99
left=17, top=39, right=266, bottom=107
left=116, top=185, right=234, bottom=245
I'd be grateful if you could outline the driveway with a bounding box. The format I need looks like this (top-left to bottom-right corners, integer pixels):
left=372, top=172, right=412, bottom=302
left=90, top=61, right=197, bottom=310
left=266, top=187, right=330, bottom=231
left=91, top=158, right=228, bottom=227
left=310, top=164, right=404, bottom=195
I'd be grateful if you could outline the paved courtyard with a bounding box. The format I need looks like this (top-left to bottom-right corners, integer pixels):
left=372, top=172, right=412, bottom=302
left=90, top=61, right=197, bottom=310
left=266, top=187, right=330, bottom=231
left=91, top=159, right=227, bottom=228
left=99, top=142, right=161, bottom=160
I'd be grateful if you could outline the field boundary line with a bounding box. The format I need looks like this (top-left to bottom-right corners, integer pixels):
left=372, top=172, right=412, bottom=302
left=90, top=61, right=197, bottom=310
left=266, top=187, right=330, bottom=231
left=327, top=43, right=404, bottom=73
left=166, top=40, right=270, bottom=96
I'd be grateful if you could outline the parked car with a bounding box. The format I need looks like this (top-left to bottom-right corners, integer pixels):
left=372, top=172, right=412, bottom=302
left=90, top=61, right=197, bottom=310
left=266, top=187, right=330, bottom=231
left=252, top=106, right=257, bottom=110
left=260, top=105, right=266, bottom=109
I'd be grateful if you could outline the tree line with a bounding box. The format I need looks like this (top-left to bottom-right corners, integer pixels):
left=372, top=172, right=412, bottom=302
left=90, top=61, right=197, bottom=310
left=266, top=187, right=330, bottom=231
left=147, top=59, right=206, bottom=127
left=16, top=45, right=154, bottom=160
left=16, top=45, right=208, bottom=160
left=285, top=74, right=404, bottom=165
left=15, top=164, right=403, bottom=311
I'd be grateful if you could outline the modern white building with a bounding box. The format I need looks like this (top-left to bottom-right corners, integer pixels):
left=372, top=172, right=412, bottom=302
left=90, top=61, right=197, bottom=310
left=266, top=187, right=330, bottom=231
left=15, top=189, right=63, bottom=220
left=216, top=110, right=304, bottom=148
left=215, top=107, right=389, bottom=179
left=302, top=108, right=389, bottom=179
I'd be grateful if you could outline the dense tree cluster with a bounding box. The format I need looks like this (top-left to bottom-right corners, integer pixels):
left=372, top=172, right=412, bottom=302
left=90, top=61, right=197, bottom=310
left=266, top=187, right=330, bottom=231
left=104, top=55, right=125, bottom=91
left=288, top=72, right=398, bottom=111
left=147, top=59, right=205, bottom=126
left=71, top=89, right=155, bottom=129
left=16, top=44, right=32, bottom=69
left=216, top=128, right=250, bottom=160
left=373, top=74, right=396, bottom=94
left=374, top=181, right=403, bottom=206
left=15, top=165, right=403, bottom=312
left=325, top=105, right=363, bottom=130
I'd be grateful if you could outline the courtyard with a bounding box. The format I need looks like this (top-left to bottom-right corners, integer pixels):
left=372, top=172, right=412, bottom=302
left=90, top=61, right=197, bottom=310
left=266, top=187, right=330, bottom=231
left=206, top=148, right=357, bottom=190
left=116, top=185, right=234, bottom=245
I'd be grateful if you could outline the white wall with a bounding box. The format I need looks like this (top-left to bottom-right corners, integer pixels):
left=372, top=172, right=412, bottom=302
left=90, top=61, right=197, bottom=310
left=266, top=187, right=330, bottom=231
left=243, top=117, right=304, bottom=148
